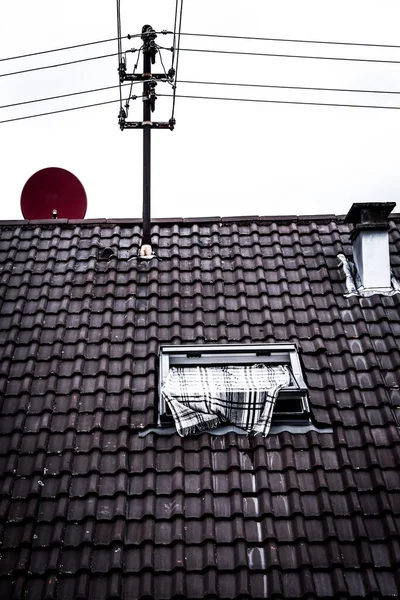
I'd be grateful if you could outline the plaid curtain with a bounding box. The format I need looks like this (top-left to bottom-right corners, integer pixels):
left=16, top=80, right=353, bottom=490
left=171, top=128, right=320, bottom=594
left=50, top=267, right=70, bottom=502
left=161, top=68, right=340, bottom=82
left=162, top=364, right=290, bottom=437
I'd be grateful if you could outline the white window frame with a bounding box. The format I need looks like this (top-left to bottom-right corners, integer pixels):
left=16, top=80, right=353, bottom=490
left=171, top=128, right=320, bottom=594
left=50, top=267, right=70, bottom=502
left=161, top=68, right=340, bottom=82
left=158, top=343, right=310, bottom=429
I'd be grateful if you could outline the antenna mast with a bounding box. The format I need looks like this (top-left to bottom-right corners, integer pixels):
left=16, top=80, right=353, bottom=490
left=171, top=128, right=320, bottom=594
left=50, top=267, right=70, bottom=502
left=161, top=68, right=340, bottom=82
left=118, top=25, right=175, bottom=255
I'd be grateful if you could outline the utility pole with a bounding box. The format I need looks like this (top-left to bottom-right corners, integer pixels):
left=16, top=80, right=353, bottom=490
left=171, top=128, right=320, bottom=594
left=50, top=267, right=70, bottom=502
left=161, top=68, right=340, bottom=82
left=142, top=25, right=155, bottom=246
left=118, top=25, right=175, bottom=254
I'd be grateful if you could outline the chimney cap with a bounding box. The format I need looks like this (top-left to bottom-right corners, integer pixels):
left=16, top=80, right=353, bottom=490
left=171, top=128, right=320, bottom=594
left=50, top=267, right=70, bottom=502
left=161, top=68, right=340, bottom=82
left=345, top=202, right=396, bottom=226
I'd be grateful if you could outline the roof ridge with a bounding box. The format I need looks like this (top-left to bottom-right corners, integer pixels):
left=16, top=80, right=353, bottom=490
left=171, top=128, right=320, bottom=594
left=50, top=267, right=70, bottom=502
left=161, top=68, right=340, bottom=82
left=1, top=212, right=400, bottom=227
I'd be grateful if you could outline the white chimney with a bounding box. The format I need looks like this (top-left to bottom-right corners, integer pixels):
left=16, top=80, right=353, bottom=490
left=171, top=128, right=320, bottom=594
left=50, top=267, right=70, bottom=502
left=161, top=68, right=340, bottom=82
left=345, top=202, right=396, bottom=291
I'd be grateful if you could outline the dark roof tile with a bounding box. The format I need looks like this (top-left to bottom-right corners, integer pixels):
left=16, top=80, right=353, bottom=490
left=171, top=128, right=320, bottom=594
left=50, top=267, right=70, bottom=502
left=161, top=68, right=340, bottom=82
left=8, top=497, right=40, bottom=522
left=1, top=216, right=400, bottom=598
left=30, top=547, right=62, bottom=574
left=44, top=451, right=73, bottom=476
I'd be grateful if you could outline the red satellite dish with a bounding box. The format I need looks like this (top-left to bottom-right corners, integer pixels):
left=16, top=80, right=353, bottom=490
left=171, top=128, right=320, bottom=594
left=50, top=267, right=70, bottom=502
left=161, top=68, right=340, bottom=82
left=21, top=167, right=87, bottom=219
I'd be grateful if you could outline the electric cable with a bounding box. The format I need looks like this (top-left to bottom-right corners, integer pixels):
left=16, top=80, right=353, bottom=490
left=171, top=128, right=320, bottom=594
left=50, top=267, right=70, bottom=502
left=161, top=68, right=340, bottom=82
left=2, top=90, right=400, bottom=125
left=171, top=0, right=179, bottom=71
left=0, top=82, right=139, bottom=110
left=177, top=79, right=400, bottom=96
left=0, top=32, right=174, bottom=64
left=125, top=47, right=143, bottom=118
left=2, top=30, right=399, bottom=65
left=0, top=95, right=142, bottom=125
left=0, top=49, right=138, bottom=79
left=158, top=92, right=400, bottom=110
left=157, top=46, right=174, bottom=86
left=116, top=2, right=123, bottom=59
left=3, top=79, right=400, bottom=112
left=0, top=37, right=125, bottom=64
left=179, top=31, right=400, bottom=50
left=171, top=0, right=184, bottom=124
left=116, top=0, right=123, bottom=111
left=179, top=47, right=400, bottom=65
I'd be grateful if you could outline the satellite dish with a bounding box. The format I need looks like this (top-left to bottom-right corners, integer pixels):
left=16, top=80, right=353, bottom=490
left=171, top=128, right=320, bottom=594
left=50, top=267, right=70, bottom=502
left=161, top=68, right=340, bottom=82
left=21, top=167, right=87, bottom=219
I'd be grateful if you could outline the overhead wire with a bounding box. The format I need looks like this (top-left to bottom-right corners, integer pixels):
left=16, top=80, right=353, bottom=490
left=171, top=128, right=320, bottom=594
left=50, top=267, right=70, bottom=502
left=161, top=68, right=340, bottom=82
left=116, top=0, right=123, bottom=111
left=0, top=49, right=138, bottom=79
left=2, top=22, right=400, bottom=124
left=171, top=0, right=179, bottom=71
left=0, top=96, right=142, bottom=125
left=0, top=82, right=139, bottom=110
left=125, top=47, right=143, bottom=118
left=157, top=46, right=174, bottom=86
left=171, top=0, right=184, bottom=124
left=177, top=79, right=400, bottom=96
left=1, top=90, right=400, bottom=126
left=1, top=35, right=399, bottom=82
left=179, top=47, right=400, bottom=65
left=0, top=36, right=123, bottom=64
left=2, top=30, right=399, bottom=65
left=179, top=32, right=400, bottom=50
left=158, top=92, right=400, bottom=111
left=2, top=79, right=400, bottom=113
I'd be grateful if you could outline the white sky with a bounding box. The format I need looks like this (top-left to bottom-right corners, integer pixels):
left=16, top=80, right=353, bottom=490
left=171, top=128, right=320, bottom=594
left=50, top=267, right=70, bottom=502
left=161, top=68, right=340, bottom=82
left=1, top=1, right=400, bottom=220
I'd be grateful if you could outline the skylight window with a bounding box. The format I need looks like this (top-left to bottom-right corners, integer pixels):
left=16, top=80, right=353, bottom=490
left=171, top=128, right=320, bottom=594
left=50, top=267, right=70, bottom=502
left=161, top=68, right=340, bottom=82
left=158, top=344, right=309, bottom=436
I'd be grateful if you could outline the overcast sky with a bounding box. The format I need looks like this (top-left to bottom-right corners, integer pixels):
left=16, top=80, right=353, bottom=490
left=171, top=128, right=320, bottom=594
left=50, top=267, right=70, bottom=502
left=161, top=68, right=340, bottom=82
left=1, top=1, right=400, bottom=221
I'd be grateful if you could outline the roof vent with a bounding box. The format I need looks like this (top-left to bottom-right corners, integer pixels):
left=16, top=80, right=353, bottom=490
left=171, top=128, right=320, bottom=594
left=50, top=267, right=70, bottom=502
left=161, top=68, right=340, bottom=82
left=341, top=202, right=399, bottom=296
left=99, top=247, right=115, bottom=261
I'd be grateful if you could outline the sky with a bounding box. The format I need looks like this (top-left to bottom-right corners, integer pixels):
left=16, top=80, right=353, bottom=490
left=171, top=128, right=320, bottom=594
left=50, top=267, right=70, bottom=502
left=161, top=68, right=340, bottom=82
left=1, top=1, right=400, bottom=221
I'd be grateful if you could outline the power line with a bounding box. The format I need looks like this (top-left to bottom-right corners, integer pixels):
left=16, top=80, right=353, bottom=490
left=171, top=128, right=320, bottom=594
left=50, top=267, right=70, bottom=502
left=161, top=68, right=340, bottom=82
left=0, top=31, right=171, bottom=64
left=171, top=0, right=184, bottom=124
left=3, top=78, right=399, bottom=112
left=1, top=91, right=399, bottom=125
left=178, top=79, right=400, bottom=96
left=157, top=47, right=173, bottom=86
left=171, top=0, right=179, bottom=71
left=0, top=36, right=128, bottom=64
left=116, top=0, right=123, bottom=110
left=158, top=93, right=400, bottom=111
left=125, top=47, right=143, bottom=118
left=0, top=96, right=141, bottom=125
left=3, top=30, right=399, bottom=66
left=0, top=83, right=137, bottom=110
left=180, top=32, right=400, bottom=50
left=180, top=47, right=400, bottom=65
left=0, top=49, right=137, bottom=79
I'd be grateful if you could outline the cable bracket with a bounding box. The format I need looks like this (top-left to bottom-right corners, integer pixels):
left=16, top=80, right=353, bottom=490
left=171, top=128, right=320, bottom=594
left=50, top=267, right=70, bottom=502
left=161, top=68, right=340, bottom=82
left=121, top=72, right=172, bottom=82
left=120, top=121, right=174, bottom=130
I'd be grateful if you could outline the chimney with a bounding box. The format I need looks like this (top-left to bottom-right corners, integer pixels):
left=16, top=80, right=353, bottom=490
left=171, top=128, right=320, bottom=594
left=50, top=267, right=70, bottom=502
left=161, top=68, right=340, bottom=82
left=345, top=202, right=396, bottom=290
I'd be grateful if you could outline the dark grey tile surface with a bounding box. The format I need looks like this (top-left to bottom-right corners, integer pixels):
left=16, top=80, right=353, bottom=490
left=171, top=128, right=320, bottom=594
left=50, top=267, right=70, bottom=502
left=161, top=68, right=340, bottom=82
left=0, top=216, right=400, bottom=598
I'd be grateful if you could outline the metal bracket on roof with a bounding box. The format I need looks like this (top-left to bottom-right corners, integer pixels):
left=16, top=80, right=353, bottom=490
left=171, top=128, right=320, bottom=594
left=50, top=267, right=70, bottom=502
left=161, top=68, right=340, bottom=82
left=138, top=244, right=155, bottom=260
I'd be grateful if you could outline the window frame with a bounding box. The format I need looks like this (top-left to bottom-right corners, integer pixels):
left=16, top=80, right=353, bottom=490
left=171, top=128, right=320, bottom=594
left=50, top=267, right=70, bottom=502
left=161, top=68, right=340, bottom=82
left=158, top=343, right=310, bottom=430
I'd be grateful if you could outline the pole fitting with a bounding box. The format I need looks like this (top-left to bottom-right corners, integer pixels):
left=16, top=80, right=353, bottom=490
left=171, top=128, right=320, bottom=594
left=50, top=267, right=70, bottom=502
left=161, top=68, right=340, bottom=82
left=141, top=25, right=158, bottom=63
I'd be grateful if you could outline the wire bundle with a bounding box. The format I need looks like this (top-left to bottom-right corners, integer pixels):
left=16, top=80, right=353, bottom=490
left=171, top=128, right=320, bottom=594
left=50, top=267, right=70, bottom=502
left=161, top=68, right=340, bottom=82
left=2, top=19, right=400, bottom=125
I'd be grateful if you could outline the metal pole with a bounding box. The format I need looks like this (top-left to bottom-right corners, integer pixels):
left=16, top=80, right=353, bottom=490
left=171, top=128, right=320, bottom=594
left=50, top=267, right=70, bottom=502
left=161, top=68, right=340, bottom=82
left=142, top=25, right=154, bottom=246
left=118, top=24, right=173, bottom=255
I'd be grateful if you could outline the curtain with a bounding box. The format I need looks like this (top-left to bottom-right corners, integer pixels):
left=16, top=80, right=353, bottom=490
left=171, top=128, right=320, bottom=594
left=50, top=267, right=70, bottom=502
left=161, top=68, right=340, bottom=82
left=162, top=364, right=290, bottom=437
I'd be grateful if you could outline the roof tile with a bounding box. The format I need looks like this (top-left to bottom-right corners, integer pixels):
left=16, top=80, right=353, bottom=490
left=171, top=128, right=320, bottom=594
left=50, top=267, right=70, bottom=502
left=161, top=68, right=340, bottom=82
left=1, top=217, right=400, bottom=598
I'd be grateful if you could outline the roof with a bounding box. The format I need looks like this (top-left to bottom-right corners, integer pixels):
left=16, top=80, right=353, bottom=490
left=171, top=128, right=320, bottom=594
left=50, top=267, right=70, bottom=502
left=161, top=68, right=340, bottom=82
left=0, top=214, right=400, bottom=599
